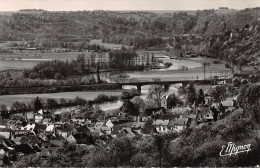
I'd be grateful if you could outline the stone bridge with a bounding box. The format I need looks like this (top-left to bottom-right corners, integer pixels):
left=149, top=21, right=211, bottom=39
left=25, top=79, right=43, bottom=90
left=116, top=79, right=224, bottom=93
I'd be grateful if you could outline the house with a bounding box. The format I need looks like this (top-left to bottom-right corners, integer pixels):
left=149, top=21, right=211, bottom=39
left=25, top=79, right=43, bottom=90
left=138, top=107, right=166, bottom=122
left=232, top=77, right=241, bottom=87
left=67, top=135, right=77, bottom=144
left=49, top=135, right=66, bottom=147
left=15, top=143, right=36, bottom=155
left=46, top=124, right=55, bottom=132
left=152, top=119, right=169, bottom=133
left=14, top=129, right=35, bottom=137
left=249, top=74, right=258, bottom=83
left=168, top=117, right=188, bottom=133
left=34, top=113, right=43, bottom=123
left=57, top=123, right=77, bottom=138
left=95, top=122, right=105, bottom=128
left=205, top=87, right=217, bottom=96
left=131, top=122, right=145, bottom=134
left=71, top=118, right=85, bottom=126
left=73, top=133, right=93, bottom=145
left=197, top=108, right=214, bottom=122
left=105, top=119, right=114, bottom=128
left=230, top=107, right=244, bottom=121
left=33, top=123, right=47, bottom=134
left=241, top=79, right=249, bottom=85
left=221, top=100, right=237, bottom=113
left=19, top=135, right=41, bottom=146
left=84, top=120, right=92, bottom=127
left=43, top=111, right=52, bottom=119
left=117, top=128, right=140, bottom=139
left=21, top=123, right=35, bottom=131
left=0, top=128, right=11, bottom=140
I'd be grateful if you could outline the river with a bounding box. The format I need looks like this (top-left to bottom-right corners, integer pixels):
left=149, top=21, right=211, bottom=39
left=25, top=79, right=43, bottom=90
left=0, top=55, right=231, bottom=112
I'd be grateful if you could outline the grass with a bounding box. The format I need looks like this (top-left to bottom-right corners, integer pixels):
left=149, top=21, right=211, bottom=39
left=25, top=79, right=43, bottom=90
left=0, top=91, right=122, bottom=107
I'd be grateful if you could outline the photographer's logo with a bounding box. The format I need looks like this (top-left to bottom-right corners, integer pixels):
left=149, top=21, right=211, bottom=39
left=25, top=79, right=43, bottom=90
left=220, top=142, right=251, bottom=156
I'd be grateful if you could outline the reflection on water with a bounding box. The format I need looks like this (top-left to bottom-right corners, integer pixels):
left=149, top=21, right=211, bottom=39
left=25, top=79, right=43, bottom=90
left=99, top=84, right=180, bottom=111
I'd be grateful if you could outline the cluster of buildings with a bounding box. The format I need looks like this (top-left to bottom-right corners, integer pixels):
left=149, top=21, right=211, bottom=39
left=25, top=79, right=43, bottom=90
left=0, top=73, right=258, bottom=166
left=0, top=91, right=242, bottom=166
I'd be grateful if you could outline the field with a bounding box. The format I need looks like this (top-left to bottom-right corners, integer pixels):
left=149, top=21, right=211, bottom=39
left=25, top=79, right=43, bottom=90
left=0, top=50, right=109, bottom=71
left=89, top=39, right=132, bottom=49
left=0, top=91, right=122, bottom=107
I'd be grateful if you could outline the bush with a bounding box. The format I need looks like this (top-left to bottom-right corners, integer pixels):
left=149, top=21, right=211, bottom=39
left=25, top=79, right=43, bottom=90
left=93, top=94, right=119, bottom=104
left=213, top=60, right=221, bottom=64
left=164, top=62, right=173, bottom=68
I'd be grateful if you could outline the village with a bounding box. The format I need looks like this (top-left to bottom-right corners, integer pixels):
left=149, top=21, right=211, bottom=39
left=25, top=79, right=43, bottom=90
left=0, top=72, right=259, bottom=166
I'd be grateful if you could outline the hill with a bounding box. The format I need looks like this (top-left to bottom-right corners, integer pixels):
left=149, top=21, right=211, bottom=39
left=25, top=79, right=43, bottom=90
left=0, top=8, right=259, bottom=49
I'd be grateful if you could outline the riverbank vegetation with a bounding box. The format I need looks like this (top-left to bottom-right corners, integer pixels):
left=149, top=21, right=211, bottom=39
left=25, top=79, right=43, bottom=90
left=0, top=92, right=121, bottom=114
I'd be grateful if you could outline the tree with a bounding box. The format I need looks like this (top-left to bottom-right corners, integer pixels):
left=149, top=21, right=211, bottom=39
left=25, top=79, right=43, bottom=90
left=237, top=84, right=260, bottom=107
left=153, top=135, right=165, bottom=167
left=197, top=89, right=205, bottom=105
left=120, top=99, right=138, bottom=116
left=33, top=96, right=43, bottom=112
left=166, top=93, right=181, bottom=109
left=11, top=101, right=26, bottom=111
left=131, top=96, right=145, bottom=113
left=0, top=104, right=7, bottom=112
left=47, top=98, right=59, bottom=109
left=147, top=79, right=166, bottom=107
left=121, top=88, right=140, bottom=100
left=180, top=82, right=197, bottom=105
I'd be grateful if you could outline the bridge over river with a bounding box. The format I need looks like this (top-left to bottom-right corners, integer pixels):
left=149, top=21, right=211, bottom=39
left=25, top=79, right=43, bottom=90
left=115, top=79, right=225, bottom=93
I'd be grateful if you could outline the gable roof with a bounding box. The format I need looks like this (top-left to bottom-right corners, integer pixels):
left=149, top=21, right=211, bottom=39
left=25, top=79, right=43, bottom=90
left=205, top=87, right=217, bottom=95
left=59, top=123, right=75, bottom=132
left=20, top=135, right=40, bottom=145
left=160, top=113, right=180, bottom=120
left=168, top=117, right=188, bottom=127
left=232, top=77, right=241, bottom=83
left=241, top=79, right=249, bottom=84
left=117, top=128, right=137, bottom=138
left=15, top=143, right=36, bottom=154
left=249, top=74, right=256, bottom=78
left=152, top=119, right=169, bottom=126
left=132, top=122, right=145, bottom=129
left=221, top=100, right=234, bottom=107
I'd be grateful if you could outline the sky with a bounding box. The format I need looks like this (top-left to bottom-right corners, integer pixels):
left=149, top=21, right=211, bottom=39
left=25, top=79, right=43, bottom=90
left=0, top=0, right=259, bottom=11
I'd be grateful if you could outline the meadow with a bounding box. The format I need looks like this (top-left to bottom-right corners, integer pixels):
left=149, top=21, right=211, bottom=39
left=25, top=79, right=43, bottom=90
left=0, top=91, right=122, bottom=107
